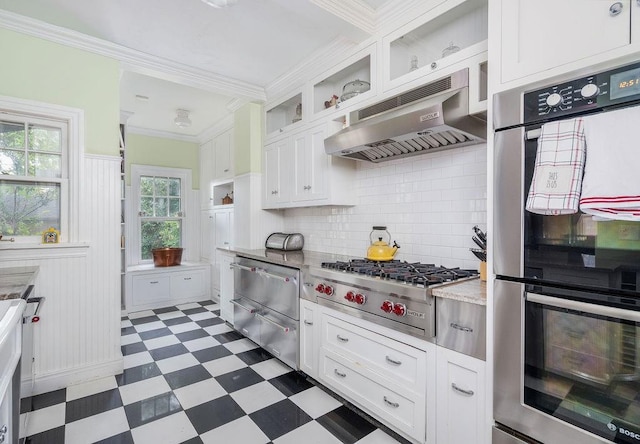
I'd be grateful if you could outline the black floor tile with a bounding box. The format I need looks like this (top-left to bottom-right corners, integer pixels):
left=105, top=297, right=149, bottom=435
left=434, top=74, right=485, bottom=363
left=121, top=326, right=136, bottom=336
left=198, top=300, right=216, bottom=306
left=24, top=425, right=65, bottom=444
left=184, top=395, right=245, bottom=434
left=213, top=330, right=244, bottom=344
left=180, top=437, right=204, bottom=444
left=95, top=430, right=134, bottom=444
left=182, top=307, right=207, bottom=315
left=192, top=345, right=232, bottom=363
left=195, top=317, right=224, bottom=328
left=129, top=315, right=160, bottom=325
left=164, top=365, right=212, bottom=390
left=236, top=347, right=274, bottom=366
left=175, top=328, right=208, bottom=342
left=148, top=343, right=189, bottom=361
left=316, top=405, right=377, bottom=444
left=269, top=371, right=313, bottom=397
left=121, top=341, right=147, bottom=356
left=65, top=388, right=123, bottom=423
left=215, top=367, right=264, bottom=393
left=249, top=398, right=312, bottom=440
left=212, top=309, right=221, bottom=316
left=138, top=327, right=173, bottom=340
left=153, top=306, right=178, bottom=314
left=162, top=316, right=191, bottom=326
left=115, top=363, right=162, bottom=386
left=124, top=392, right=182, bottom=428
left=20, top=396, right=32, bottom=414
left=30, top=388, right=66, bottom=411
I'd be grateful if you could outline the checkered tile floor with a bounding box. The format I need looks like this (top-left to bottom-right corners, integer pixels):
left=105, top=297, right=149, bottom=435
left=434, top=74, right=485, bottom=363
left=20, top=300, right=408, bottom=444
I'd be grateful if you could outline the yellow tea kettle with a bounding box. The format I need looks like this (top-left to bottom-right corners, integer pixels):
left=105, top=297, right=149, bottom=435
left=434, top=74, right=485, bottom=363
left=366, top=226, right=400, bottom=261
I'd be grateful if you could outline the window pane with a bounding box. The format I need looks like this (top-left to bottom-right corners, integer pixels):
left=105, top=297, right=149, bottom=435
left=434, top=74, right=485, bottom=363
left=140, top=220, right=181, bottom=260
left=154, top=198, right=167, bottom=217
left=140, top=197, right=154, bottom=216
left=169, top=178, right=181, bottom=196
left=169, top=198, right=181, bottom=216
left=140, top=176, right=154, bottom=196
left=154, top=177, right=168, bottom=196
left=0, top=121, right=25, bottom=150
left=28, top=124, right=61, bottom=153
left=0, top=149, right=25, bottom=175
left=28, top=153, right=61, bottom=178
left=0, top=180, right=60, bottom=236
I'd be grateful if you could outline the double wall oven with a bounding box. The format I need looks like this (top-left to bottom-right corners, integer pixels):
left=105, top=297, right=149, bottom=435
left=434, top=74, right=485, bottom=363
left=494, top=61, right=640, bottom=444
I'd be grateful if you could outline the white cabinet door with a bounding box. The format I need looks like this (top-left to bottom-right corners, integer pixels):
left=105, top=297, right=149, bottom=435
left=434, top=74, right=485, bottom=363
left=300, top=300, right=318, bottom=378
left=170, top=270, right=206, bottom=300
left=199, top=141, right=214, bottom=209
left=200, top=210, right=215, bottom=262
left=500, top=0, right=631, bottom=84
left=213, top=129, right=234, bottom=181
left=214, top=210, right=232, bottom=249
left=436, top=346, right=486, bottom=444
left=263, top=140, right=290, bottom=207
left=218, top=252, right=235, bottom=324
left=292, top=126, right=327, bottom=202
left=132, top=275, right=171, bottom=305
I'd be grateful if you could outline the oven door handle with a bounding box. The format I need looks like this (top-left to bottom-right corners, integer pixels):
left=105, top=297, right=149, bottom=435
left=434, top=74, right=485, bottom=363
left=255, top=313, right=294, bottom=333
left=230, top=298, right=257, bottom=314
left=526, top=292, right=640, bottom=323
left=230, top=263, right=297, bottom=285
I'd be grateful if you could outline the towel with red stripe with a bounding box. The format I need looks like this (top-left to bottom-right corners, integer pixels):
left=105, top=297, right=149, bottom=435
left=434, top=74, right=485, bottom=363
left=526, top=118, right=586, bottom=215
left=580, top=105, right=640, bottom=221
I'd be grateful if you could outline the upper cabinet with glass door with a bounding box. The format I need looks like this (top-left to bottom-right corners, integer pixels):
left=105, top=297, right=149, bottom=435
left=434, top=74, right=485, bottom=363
left=265, top=92, right=304, bottom=141
left=382, top=0, right=488, bottom=93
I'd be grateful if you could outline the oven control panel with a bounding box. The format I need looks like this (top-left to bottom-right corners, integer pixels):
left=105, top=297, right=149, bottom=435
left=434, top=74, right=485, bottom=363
left=523, top=61, right=640, bottom=124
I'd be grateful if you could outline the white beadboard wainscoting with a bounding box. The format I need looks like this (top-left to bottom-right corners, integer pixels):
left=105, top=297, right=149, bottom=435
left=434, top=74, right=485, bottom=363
left=283, top=144, right=487, bottom=271
left=0, top=155, right=123, bottom=396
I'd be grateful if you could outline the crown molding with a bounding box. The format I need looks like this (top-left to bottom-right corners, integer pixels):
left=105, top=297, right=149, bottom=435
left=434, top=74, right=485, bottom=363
left=0, top=10, right=267, bottom=101
left=198, top=114, right=235, bottom=143
left=126, top=126, right=200, bottom=143
left=310, top=0, right=376, bottom=34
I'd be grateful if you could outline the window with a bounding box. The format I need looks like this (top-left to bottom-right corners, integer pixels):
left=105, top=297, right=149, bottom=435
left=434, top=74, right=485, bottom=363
left=0, top=114, right=68, bottom=241
left=131, top=165, right=192, bottom=264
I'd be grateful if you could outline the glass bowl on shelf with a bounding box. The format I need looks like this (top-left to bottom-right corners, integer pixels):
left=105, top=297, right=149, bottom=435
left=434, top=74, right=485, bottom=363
left=340, top=79, right=370, bottom=102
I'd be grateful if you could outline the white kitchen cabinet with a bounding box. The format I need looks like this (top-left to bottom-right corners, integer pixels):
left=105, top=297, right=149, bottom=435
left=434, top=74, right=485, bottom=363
left=499, top=0, right=633, bottom=84
left=218, top=251, right=235, bottom=324
left=213, top=128, right=234, bottom=182
left=262, top=123, right=356, bottom=209
left=265, top=92, right=303, bottom=140
left=204, top=207, right=234, bottom=295
left=299, top=299, right=318, bottom=378
left=199, top=140, right=215, bottom=209
left=436, top=346, right=486, bottom=444
left=199, top=128, right=234, bottom=209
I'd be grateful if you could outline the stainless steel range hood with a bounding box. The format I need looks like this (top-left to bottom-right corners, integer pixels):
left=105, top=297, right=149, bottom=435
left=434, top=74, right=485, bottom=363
left=324, top=69, right=486, bottom=163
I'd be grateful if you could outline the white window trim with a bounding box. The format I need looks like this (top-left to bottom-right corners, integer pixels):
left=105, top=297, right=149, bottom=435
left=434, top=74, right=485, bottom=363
left=0, top=95, right=83, bottom=243
left=130, top=164, right=192, bottom=265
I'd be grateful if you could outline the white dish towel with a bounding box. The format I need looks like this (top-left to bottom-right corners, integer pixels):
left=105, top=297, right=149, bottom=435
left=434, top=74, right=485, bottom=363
left=525, top=118, right=586, bottom=215
left=580, top=105, right=640, bottom=220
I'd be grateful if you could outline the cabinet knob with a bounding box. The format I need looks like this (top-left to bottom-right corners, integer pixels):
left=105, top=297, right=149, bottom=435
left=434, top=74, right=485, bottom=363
left=430, top=61, right=438, bottom=69
left=271, top=190, right=278, bottom=195
left=223, top=168, right=229, bottom=172
left=610, top=1, right=623, bottom=16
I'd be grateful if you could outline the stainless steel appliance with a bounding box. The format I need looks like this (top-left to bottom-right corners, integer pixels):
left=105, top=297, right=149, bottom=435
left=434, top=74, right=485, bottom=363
left=494, top=60, right=640, bottom=444
left=230, top=256, right=300, bottom=369
left=324, top=68, right=486, bottom=163
left=303, top=259, right=477, bottom=341
left=265, top=232, right=304, bottom=251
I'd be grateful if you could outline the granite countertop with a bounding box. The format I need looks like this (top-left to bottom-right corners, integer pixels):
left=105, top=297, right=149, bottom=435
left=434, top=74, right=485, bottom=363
left=219, top=247, right=353, bottom=270
left=0, top=266, right=39, bottom=300
left=431, top=278, right=486, bottom=306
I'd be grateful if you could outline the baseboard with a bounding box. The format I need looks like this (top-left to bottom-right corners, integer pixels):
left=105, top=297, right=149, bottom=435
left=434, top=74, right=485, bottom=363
left=26, top=356, right=124, bottom=397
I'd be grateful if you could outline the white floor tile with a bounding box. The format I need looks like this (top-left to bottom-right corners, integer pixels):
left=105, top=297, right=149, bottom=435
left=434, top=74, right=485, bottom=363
left=127, top=310, right=155, bottom=320
left=134, top=320, right=166, bottom=332
left=118, top=375, right=171, bottom=405
left=19, top=412, right=27, bottom=438
left=354, top=429, right=403, bottom=444
left=183, top=336, right=220, bottom=352
left=64, top=407, right=129, bottom=444
left=143, top=334, right=180, bottom=350
left=273, top=420, right=342, bottom=444
left=187, top=311, right=215, bottom=321
left=66, top=376, right=118, bottom=402
left=24, top=403, right=65, bottom=437
left=200, top=415, right=270, bottom=444
left=173, top=378, right=227, bottom=409
left=121, top=319, right=133, bottom=328
left=155, top=354, right=200, bottom=374
left=175, top=302, right=201, bottom=310
left=202, top=354, right=247, bottom=377
left=156, top=311, right=185, bottom=321
left=230, top=381, right=286, bottom=414
left=204, top=303, right=220, bottom=311
left=130, top=411, right=198, bottom=444
left=123, top=351, right=153, bottom=369
left=223, top=338, right=259, bottom=354
left=203, top=323, right=232, bottom=335
left=250, top=358, right=291, bottom=380
left=168, top=321, right=200, bottom=334
left=289, top=387, right=343, bottom=419
left=121, top=333, right=141, bottom=346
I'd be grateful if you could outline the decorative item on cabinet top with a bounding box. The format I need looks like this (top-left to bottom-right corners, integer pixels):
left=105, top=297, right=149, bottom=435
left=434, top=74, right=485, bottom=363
left=340, top=79, right=371, bottom=102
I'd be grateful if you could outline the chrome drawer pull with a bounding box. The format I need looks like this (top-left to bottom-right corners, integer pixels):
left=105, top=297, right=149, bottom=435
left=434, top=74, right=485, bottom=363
left=334, top=369, right=346, bottom=378
left=385, top=356, right=402, bottom=366
left=149, top=281, right=159, bottom=284
left=452, top=383, right=475, bottom=396
left=336, top=335, right=349, bottom=342
left=256, top=313, right=292, bottom=333
left=450, top=323, right=473, bottom=333
left=183, top=277, right=191, bottom=280
left=304, top=320, right=313, bottom=326
left=383, top=396, right=399, bottom=408
left=230, top=298, right=257, bottom=313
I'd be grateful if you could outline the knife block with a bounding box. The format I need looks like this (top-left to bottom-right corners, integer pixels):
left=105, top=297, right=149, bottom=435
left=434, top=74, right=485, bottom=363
left=479, top=261, right=487, bottom=282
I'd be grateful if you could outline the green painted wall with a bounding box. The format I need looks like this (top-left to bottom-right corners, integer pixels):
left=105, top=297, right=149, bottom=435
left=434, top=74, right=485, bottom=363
left=234, top=102, right=263, bottom=175
left=126, top=133, right=200, bottom=188
left=0, top=28, right=120, bottom=156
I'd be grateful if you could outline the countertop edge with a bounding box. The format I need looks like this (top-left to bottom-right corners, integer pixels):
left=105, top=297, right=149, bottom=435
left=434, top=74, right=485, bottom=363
left=431, top=278, right=487, bottom=306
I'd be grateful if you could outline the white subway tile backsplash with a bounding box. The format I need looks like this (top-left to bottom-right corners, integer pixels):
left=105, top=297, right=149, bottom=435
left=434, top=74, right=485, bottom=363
left=282, top=143, right=487, bottom=268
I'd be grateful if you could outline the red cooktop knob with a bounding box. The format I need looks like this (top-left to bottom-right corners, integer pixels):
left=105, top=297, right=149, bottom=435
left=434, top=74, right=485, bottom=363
left=380, top=300, right=393, bottom=313
left=355, top=293, right=366, bottom=305
left=345, top=291, right=355, bottom=302
left=315, top=283, right=325, bottom=293
left=324, top=285, right=334, bottom=296
left=393, top=303, right=406, bottom=317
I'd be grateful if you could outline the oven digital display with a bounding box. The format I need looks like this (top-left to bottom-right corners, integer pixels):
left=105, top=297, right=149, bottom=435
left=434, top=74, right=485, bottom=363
left=610, top=67, right=640, bottom=100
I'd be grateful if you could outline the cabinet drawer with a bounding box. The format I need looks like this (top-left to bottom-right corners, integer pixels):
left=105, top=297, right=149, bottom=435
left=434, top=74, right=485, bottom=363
left=170, top=271, right=205, bottom=299
left=132, top=275, right=171, bottom=303
left=321, top=314, right=424, bottom=387
left=436, top=298, right=486, bottom=360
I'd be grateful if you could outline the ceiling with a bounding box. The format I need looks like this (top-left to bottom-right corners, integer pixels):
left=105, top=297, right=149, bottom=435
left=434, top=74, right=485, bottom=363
left=0, top=0, right=398, bottom=140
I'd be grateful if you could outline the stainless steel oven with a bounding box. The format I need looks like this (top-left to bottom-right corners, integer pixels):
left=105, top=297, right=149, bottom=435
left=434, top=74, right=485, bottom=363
left=494, top=60, right=640, bottom=444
